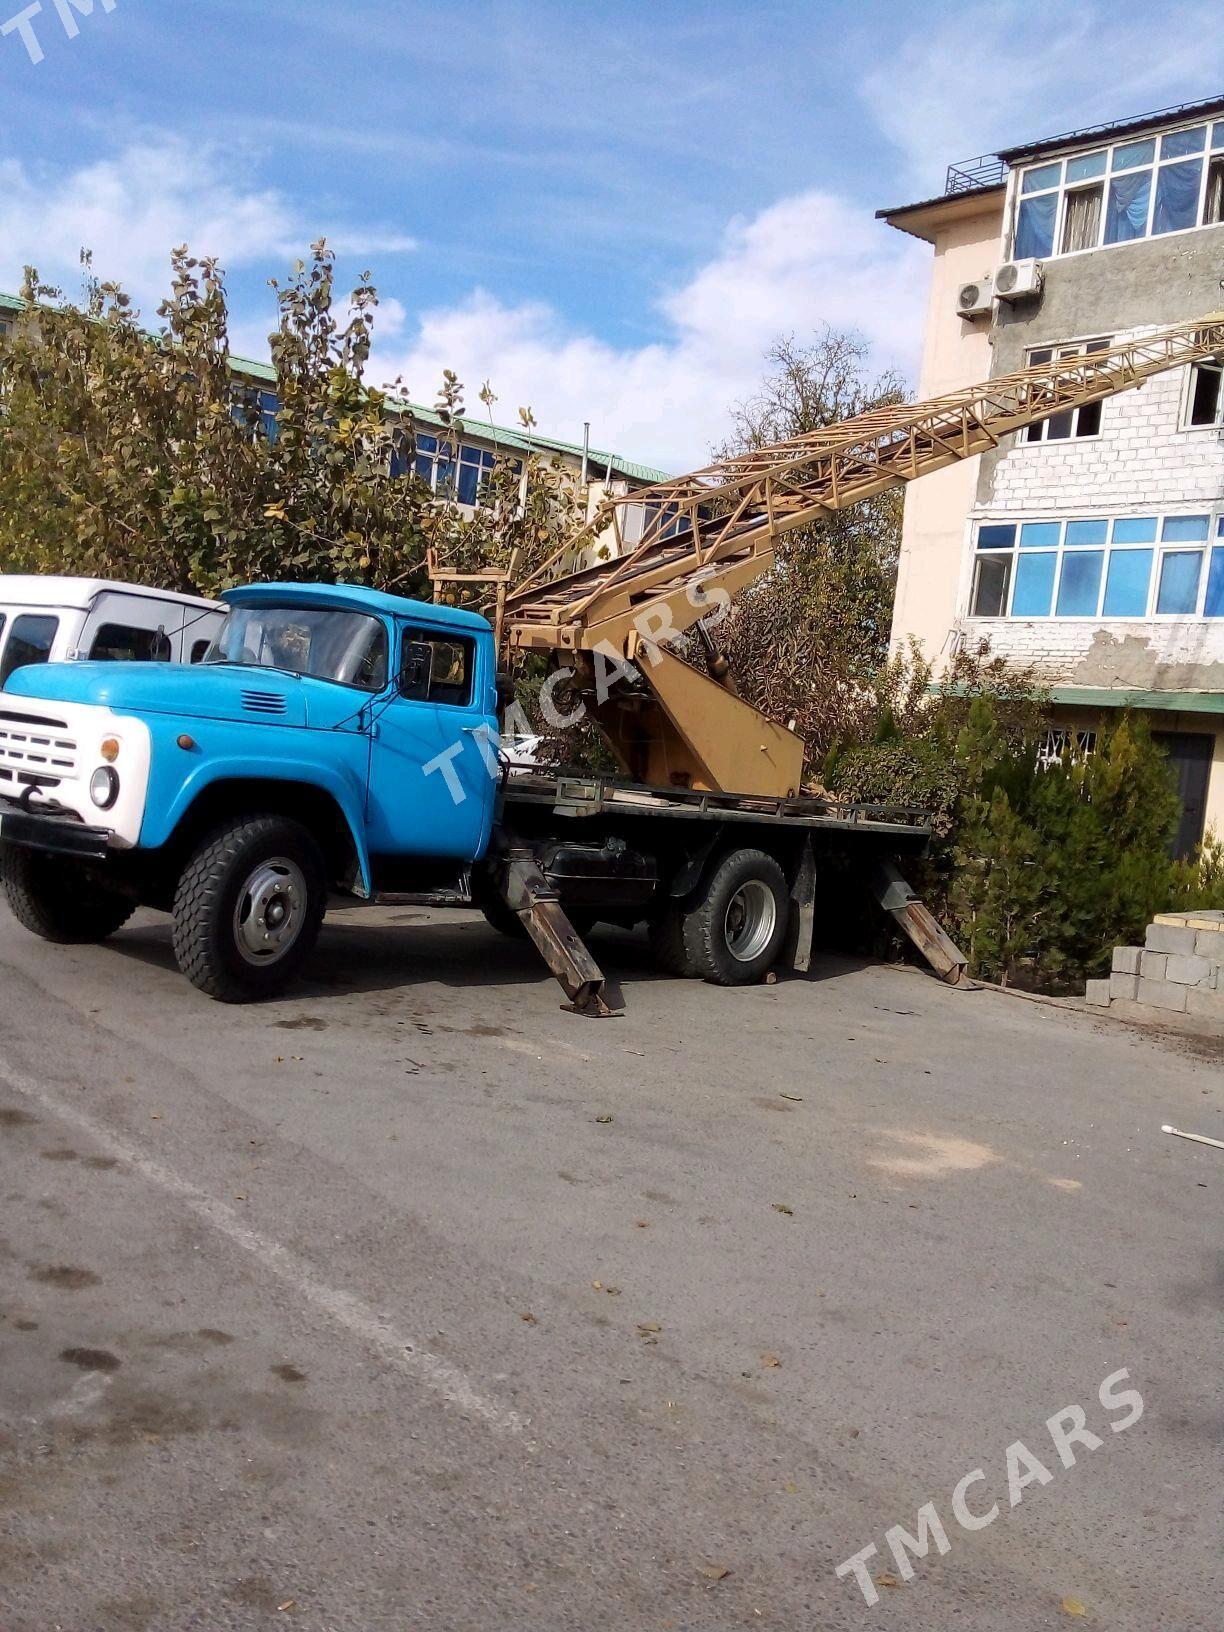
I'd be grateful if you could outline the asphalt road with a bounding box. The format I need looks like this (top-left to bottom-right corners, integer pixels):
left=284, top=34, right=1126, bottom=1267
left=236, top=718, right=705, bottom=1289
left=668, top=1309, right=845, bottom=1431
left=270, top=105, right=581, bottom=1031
left=0, top=903, right=1221, bottom=1631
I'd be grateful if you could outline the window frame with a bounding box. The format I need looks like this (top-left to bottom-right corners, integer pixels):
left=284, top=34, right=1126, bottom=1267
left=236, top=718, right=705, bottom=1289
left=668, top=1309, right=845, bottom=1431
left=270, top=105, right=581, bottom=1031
left=1021, top=336, right=1112, bottom=443
left=87, top=622, right=172, bottom=663
left=397, top=627, right=476, bottom=708
left=1035, top=727, right=1098, bottom=770
left=231, top=384, right=281, bottom=443
left=1012, top=117, right=1224, bottom=261
left=203, top=604, right=390, bottom=692
left=407, top=433, right=511, bottom=509
left=1183, top=360, right=1224, bottom=429
left=967, top=511, right=1224, bottom=622
left=0, top=613, right=60, bottom=685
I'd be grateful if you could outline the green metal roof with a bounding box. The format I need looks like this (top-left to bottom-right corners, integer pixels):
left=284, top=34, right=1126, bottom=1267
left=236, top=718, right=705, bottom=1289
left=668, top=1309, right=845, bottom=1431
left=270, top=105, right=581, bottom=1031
left=935, top=681, right=1224, bottom=715
left=2, top=291, right=671, bottom=487
left=1046, top=686, right=1224, bottom=715
left=226, top=351, right=669, bottom=482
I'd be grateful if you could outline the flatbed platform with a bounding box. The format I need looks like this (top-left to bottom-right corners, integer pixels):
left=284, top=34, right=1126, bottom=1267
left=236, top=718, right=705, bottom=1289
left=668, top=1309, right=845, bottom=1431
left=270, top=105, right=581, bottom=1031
left=500, top=771, right=932, bottom=841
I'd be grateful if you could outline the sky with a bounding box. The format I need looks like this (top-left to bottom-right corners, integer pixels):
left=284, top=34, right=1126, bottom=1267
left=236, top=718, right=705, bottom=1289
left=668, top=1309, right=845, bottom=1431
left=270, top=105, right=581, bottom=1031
left=1, top=0, right=1221, bottom=469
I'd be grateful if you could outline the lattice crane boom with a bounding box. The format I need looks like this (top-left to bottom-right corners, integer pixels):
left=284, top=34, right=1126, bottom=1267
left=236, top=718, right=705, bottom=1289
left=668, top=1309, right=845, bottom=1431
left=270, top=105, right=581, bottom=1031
left=436, top=314, right=1224, bottom=799
left=504, top=314, right=1224, bottom=659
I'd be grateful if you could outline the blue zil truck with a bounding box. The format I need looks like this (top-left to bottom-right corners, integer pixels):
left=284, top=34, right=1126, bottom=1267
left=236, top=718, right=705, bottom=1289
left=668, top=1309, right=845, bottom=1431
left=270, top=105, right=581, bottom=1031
left=0, top=581, right=939, bottom=1013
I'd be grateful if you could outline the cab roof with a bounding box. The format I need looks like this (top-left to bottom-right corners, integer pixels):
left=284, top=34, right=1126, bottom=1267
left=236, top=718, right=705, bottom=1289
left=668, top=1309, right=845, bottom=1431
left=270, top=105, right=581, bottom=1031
left=223, top=580, right=492, bottom=633
left=0, top=574, right=221, bottom=612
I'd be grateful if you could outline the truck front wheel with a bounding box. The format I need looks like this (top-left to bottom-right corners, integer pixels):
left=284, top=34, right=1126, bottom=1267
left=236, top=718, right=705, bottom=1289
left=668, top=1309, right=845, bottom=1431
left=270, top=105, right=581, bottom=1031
left=681, top=848, right=788, bottom=986
left=1, top=845, right=135, bottom=944
left=171, top=816, right=326, bottom=1002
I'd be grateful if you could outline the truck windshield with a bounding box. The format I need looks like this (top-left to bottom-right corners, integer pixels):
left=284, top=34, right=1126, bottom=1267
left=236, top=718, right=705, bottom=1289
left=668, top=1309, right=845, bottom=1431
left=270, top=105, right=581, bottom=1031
left=204, top=604, right=388, bottom=691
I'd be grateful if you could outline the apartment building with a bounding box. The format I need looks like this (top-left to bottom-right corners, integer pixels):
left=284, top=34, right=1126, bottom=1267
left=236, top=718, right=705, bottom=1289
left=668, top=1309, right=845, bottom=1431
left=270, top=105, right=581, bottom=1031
left=879, top=96, right=1224, bottom=856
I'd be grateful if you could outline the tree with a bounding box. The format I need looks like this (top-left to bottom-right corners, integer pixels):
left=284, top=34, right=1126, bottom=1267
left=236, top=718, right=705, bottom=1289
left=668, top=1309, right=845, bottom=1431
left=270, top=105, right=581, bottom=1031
left=0, top=244, right=579, bottom=598
left=712, top=328, right=907, bottom=760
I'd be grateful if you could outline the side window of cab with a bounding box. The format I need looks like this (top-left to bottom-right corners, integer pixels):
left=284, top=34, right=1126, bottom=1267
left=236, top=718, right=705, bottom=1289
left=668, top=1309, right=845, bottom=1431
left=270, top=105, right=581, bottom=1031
left=399, top=629, right=474, bottom=707
left=1, top=613, right=58, bottom=685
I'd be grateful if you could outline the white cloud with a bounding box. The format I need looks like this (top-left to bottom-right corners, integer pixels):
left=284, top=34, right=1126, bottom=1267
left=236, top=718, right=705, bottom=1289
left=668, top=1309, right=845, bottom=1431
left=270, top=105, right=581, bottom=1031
left=376, top=190, right=927, bottom=471
left=862, top=0, right=1224, bottom=193
left=0, top=137, right=415, bottom=312
left=0, top=142, right=926, bottom=472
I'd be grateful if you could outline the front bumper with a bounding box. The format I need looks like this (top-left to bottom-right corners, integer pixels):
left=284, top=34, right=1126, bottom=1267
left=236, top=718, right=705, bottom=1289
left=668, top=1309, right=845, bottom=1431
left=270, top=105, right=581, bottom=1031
left=0, top=806, right=113, bottom=860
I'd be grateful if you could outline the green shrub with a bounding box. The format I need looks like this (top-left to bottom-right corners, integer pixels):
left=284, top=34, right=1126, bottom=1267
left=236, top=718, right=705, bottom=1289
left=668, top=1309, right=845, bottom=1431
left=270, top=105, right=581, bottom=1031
left=1167, top=830, right=1224, bottom=912
left=903, top=701, right=1184, bottom=991
left=824, top=735, right=961, bottom=833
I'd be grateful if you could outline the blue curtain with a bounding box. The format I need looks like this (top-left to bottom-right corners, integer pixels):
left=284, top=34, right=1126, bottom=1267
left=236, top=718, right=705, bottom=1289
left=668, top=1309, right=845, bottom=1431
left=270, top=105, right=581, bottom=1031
left=1015, top=194, right=1056, bottom=258
left=1105, top=170, right=1151, bottom=242
left=1153, top=160, right=1202, bottom=234
left=1205, top=549, right=1224, bottom=617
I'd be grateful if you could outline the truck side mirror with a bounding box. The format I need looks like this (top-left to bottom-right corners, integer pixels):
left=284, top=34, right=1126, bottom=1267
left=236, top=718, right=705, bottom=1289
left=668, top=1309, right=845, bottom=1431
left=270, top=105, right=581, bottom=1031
left=400, top=639, right=434, bottom=701
left=495, top=670, right=516, bottom=709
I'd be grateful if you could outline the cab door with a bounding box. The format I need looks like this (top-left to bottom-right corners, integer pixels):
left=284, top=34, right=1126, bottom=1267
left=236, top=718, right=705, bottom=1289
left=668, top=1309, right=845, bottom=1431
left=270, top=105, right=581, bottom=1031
left=364, top=621, right=497, bottom=860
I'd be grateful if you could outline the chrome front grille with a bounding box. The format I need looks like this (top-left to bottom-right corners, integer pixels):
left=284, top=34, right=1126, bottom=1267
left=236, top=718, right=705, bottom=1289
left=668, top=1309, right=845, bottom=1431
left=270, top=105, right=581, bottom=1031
left=0, top=707, right=77, bottom=787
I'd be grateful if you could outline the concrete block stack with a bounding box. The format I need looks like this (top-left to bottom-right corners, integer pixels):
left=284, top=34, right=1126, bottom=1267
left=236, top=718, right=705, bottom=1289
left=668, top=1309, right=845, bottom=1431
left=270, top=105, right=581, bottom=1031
left=1085, top=911, right=1224, bottom=1025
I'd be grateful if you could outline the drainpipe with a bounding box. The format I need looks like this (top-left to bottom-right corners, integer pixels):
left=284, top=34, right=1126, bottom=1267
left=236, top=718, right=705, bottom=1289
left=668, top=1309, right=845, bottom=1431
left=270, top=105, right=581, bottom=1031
left=580, top=421, right=590, bottom=487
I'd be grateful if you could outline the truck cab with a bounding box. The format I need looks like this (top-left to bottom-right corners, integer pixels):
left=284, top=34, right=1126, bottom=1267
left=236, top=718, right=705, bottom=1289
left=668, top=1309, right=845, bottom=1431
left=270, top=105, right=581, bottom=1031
left=0, top=575, right=225, bottom=685
left=0, top=582, right=500, bottom=999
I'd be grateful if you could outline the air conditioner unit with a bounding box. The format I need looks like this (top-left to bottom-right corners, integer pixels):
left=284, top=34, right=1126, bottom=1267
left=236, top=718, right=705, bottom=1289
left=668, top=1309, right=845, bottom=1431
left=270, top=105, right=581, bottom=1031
left=994, top=258, right=1044, bottom=302
left=956, top=276, right=993, bottom=318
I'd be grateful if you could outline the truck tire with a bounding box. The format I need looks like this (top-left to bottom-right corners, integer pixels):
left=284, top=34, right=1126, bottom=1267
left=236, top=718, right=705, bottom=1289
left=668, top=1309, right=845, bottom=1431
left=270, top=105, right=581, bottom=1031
left=681, top=848, right=788, bottom=987
left=648, top=903, right=697, bottom=977
left=477, top=891, right=528, bottom=939
left=171, top=815, right=326, bottom=1002
left=1, top=845, right=135, bottom=944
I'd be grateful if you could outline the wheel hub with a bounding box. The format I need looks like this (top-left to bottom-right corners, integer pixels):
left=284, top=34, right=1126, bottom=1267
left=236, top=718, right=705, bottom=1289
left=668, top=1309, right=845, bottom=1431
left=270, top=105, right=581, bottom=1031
left=724, top=879, right=776, bottom=962
left=234, top=857, right=307, bottom=965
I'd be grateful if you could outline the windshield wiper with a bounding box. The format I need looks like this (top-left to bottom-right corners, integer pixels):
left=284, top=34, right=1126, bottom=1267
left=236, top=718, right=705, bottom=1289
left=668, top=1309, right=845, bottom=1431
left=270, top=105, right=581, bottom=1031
left=203, top=660, right=303, bottom=681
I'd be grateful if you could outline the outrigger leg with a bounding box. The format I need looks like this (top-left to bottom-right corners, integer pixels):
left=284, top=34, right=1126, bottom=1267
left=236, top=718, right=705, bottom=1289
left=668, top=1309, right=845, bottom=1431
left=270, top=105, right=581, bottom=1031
left=869, top=858, right=967, bottom=985
left=493, top=835, right=619, bottom=1017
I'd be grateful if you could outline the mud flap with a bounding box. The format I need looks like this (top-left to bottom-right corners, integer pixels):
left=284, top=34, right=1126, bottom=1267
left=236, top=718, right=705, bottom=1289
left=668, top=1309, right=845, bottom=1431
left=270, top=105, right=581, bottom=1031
left=784, top=834, right=816, bottom=973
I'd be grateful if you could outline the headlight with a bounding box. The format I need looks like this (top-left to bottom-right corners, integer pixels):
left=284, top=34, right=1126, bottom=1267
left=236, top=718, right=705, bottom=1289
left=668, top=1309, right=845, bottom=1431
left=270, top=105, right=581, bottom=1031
left=90, top=766, right=120, bottom=810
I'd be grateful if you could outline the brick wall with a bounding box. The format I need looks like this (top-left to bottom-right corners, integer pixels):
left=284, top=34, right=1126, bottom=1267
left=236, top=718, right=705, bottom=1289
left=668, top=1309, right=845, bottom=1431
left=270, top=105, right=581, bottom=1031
left=982, top=347, right=1224, bottom=516
left=959, top=326, right=1224, bottom=686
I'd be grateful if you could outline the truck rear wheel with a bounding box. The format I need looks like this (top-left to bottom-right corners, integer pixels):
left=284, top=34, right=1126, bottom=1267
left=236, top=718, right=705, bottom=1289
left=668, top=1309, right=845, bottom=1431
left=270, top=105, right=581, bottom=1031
left=171, top=816, right=326, bottom=1002
left=1, top=845, right=135, bottom=944
left=681, top=848, right=788, bottom=986
left=648, top=903, right=697, bottom=977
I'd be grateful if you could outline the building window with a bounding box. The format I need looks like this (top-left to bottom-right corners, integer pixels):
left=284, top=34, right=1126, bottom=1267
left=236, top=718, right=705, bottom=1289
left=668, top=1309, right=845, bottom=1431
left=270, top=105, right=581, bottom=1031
left=403, top=432, right=512, bottom=507
left=1024, top=338, right=1111, bottom=441
left=969, top=512, right=1223, bottom=620
left=1036, top=727, right=1097, bottom=770
left=1187, top=361, right=1224, bottom=427
left=456, top=443, right=496, bottom=506
left=1205, top=517, right=1224, bottom=617
left=1014, top=119, right=1224, bottom=258
left=232, top=386, right=280, bottom=443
